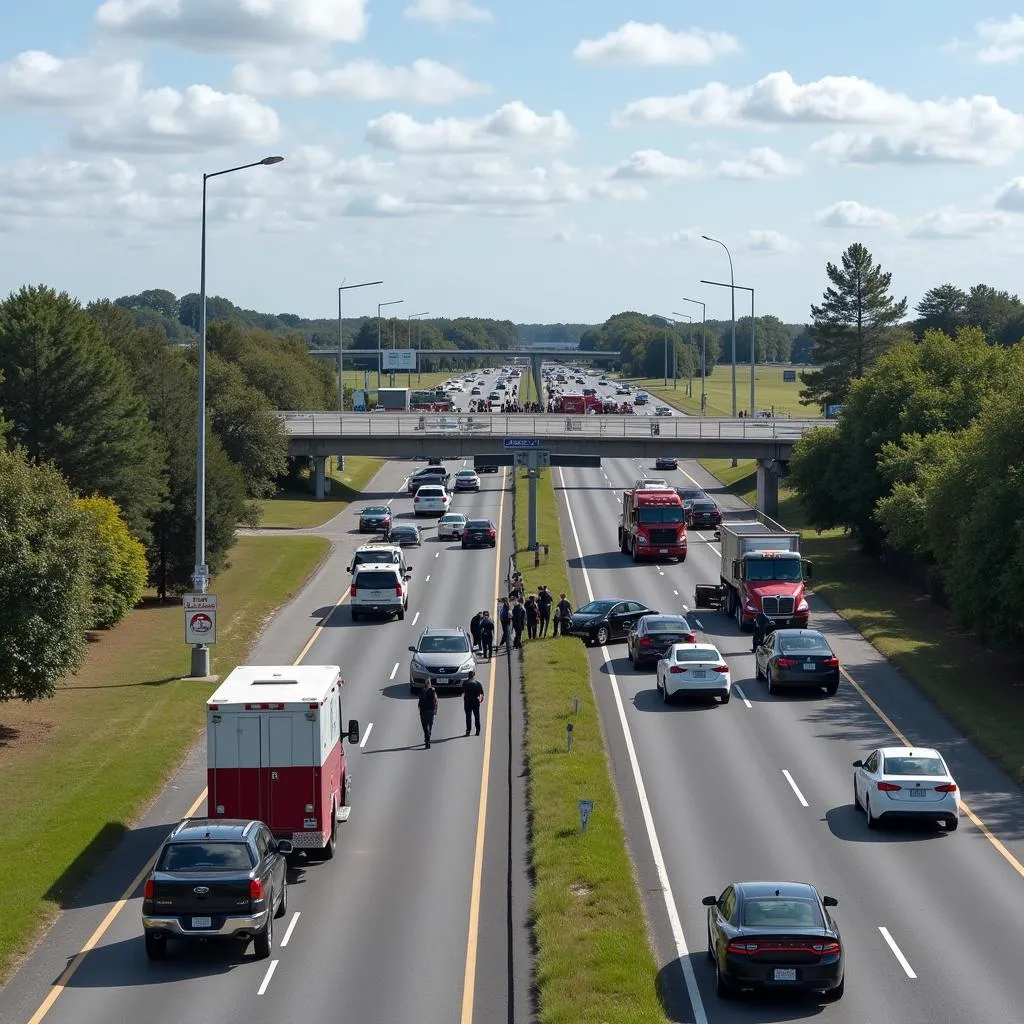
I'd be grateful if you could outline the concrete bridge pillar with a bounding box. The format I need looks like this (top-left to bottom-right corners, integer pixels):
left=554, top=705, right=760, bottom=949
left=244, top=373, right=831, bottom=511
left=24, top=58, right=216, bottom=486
left=756, top=459, right=780, bottom=519
left=313, top=455, right=327, bottom=499
left=530, top=354, right=544, bottom=407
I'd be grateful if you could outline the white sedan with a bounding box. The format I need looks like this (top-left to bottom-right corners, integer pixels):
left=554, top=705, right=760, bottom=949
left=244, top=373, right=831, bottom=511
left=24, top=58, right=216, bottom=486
left=852, top=746, right=960, bottom=831
left=437, top=512, right=467, bottom=540
left=656, top=643, right=731, bottom=704
left=412, top=485, right=452, bottom=517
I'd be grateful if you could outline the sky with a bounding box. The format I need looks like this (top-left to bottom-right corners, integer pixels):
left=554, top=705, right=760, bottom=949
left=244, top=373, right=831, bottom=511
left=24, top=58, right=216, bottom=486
left=2, top=1, right=1024, bottom=326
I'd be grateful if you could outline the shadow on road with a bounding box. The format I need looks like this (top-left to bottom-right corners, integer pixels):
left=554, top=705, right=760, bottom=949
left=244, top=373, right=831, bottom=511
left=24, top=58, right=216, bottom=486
left=824, top=803, right=949, bottom=844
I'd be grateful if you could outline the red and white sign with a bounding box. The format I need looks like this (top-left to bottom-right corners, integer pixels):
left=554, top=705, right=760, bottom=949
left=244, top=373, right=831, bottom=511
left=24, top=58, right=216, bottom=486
left=184, top=593, right=218, bottom=645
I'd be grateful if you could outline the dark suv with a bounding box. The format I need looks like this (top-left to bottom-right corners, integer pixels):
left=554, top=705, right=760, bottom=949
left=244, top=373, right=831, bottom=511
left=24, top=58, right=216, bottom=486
left=141, top=818, right=291, bottom=961
left=408, top=466, right=450, bottom=493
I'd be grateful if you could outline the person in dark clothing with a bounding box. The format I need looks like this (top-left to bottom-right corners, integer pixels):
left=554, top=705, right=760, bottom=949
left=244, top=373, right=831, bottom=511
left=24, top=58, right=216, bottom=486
left=524, top=595, right=539, bottom=640
left=462, top=670, right=484, bottom=736
left=498, top=598, right=511, bottom=648
left=537, top=586, right=552, bottom=636
left=751, top=610, right=776, bottom=651
left=511, top=599, right=526, bottom=648
left=417, top=678, right=438, bottom=748
left=553, top=593, right=572, bottom=637
left=469, top=611, right=483, bottom=652
left=479, top=611, right=495, bottom=660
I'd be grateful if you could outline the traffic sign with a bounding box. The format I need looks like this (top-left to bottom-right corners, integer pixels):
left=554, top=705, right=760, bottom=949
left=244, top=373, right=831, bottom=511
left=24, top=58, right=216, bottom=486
left=578, top=798, right=594, bottom=833
left=503, top=437, right=541, bottom=448
left=184, top=593, right=217, bottom=645
left=382, top=349, right=417, bottom=370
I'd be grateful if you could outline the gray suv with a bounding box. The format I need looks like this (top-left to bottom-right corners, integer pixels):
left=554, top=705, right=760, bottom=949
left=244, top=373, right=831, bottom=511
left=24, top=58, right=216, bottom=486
left=407, top=466, right=449, bottom=493
left=408, top=627, right=476, bottom=692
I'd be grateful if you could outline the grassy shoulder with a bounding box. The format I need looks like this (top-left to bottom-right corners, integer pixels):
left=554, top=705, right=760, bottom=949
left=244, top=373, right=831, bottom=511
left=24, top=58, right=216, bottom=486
left=701, top=458, right=1024, bottom=783
left=341, top=369, right=451, bottom=397
left=514, top=469, right=668, bottom=1023
left=258, top=455, right=384, bottom=529
left=0, top=534, right=330, bottom=982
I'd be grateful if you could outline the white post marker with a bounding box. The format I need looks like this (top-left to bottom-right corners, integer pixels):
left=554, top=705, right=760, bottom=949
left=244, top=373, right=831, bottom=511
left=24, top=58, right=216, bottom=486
left=572, top=695, right=580, bottom=714
left=578, top=799, right=594, bottom=833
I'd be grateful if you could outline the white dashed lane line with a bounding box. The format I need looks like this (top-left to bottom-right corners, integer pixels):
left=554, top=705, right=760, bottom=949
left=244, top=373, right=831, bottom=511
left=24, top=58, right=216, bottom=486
left=359, top=722, right=374, bottom=748
left=280, top=912, right=300, bottom=948
left=781, top=769, right=809, bottom=807
left=425, top=574, right=430, bottom=582
left=412, top=611, right=420, bottom=625
left=389, top=662, right=399, bottom=680
left=879, top=927, right=917, bottom=979
left=257, top=959, right=279, bottom=996
left=732, top=684, right=752, bottom=709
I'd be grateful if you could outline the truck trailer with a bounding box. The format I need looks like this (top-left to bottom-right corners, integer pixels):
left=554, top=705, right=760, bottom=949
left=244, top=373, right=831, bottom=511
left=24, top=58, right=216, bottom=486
left=618, top=487, right=687, bottom=561
left=378, top=387, right=411, bottom=411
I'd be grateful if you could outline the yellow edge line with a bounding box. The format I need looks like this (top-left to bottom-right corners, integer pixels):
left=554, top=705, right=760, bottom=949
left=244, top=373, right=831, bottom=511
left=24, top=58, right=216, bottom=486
left=460, top=467, right=508, bottom=1024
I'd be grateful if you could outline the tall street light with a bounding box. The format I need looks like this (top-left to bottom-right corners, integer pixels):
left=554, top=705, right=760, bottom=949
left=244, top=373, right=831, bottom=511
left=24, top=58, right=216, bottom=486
left=337, top=279, right=382, bottom=410
left=701, top=235, right=737, bottom=417
left=655, top=315, right=681, bottom=388
left=407, top=312, right=429, bottom=387
left=673, top=312, right=693, bottom=394
left=680, top=297, right=707, bottom=415
left=702, top=279, right=756, bottom=416
left=192, top=154, right=282, bottom=679
left=376, top=299, right=403, bottom=389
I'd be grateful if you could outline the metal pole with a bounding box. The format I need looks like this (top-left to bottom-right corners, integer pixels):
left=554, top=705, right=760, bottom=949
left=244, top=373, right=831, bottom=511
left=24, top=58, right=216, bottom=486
left=672, top=311, right=692, bottom=394
left=702, top=235, right=736, bottom=416
left=527, top=464, right=538, bottom=550
left=376, top=299, right=403, bottom=391
left=663, top=329, right=668, bottom=387
left=680, top=298, right=707, bottom=415
left=750, top=288, right=756, bottom=416
left=338, top=280, right=383, bottom=410
left=406, top=312, right=428, bottom=388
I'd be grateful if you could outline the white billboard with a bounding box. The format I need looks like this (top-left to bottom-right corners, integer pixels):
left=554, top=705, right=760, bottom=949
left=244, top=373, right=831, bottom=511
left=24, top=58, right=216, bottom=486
left=382, top=349, right=417, bottom=370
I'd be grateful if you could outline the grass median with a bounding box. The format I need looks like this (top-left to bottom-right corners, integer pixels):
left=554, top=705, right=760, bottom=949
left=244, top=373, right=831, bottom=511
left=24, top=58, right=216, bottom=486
left=701, top=458, right=1024, bottom=783
left=259, top=455, right=384, bottom=528
left=513, top=469, right=668, bottom=1023
left=0, top=533, right=330, bottom=982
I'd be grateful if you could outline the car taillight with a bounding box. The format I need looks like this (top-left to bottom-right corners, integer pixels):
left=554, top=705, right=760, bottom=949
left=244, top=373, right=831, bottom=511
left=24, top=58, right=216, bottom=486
left=250, top=879, right=264, bottom=901
left=812, top=941, right=841, bottom=955
left=824, top=657, right=839, bottom=667
left=669, top=666, right=685, bottom=674
left=776, top=657, right=797, bottom=667
left=712, top=664, right=729, bottom=673
left=350, top=584, right=357, bottom=596
left=395, top=584, right=403, bottom=596
left=414, top=496, right=421, bottom=503
left=877, top=781, right=902, bottom=791
left=489, top=529, right=495, bottom=537
left=684, top=633, right=696, bottom=643
left=144, top=879, right=154, bottom=900
left=727, top=940, right=758, bottom=954
left=935, top=783, right=958, bottom=792
left=639, top=637, right=652, bottom=646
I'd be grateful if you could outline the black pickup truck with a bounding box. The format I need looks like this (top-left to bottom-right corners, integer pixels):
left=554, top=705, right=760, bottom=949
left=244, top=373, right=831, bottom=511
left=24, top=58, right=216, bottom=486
left=141, top=818, right=291, bottom=960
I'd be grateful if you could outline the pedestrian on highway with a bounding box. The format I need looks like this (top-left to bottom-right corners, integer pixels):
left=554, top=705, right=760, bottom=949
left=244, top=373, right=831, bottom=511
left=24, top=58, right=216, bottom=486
left=511, top=599, right=526, bottom=648
left=751, top=610, right=775, bottom=652
left=479, top=611, right=495, bottom=660
left=553, top=593, right=572, bottom=637
left=417, top=678, right=439, bottom=749
left=470, top=610, right=483, bottom=652
left=524, top=594, right=539, bottom=640
left=462, top=670, right=484, bottom=736
left=498, top=598, right=511, bottom=648
left=537, top=586, right=552, bottom=636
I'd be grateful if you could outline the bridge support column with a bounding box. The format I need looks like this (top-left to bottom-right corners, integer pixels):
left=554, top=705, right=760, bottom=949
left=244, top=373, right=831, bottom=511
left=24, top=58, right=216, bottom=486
left=530, top=354, right=544, bottom=408
left=313, top=455, right=327, bottom=499
left=756, top=459, right=780, bottom=520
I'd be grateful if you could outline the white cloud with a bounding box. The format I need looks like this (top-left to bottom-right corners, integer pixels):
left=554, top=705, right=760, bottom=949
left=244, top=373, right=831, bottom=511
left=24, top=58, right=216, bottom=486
left=230, top=58, right=486, bottom=103
left=404, top=0, right=493, bottom=24
left=0, top=50, right=140, bottom=106
left=95, top=0, right=367, bottom=53
left=717, top=146, right=800, bottom=179
left=814, top=200, right=898, bottom=229
left=994, top=176, right=1024, bottom=211
left=417, top=155, right=517, bottom=179
left=962, top=14, right=1024, bottom=63
left=746, top=229, right=797, bottom=252
left=906, top=206, right=1007, bottom=239
left=71, top=84, right=280, bottom=153
left=366, top=101, right=575, bottom=152
left=286, top=146, right=393, bottom=184
left=573, top=22, right=739, bottom=65
left=610, top=149, right=702, bottom=179
left=345, top=193, right=420, bottom=217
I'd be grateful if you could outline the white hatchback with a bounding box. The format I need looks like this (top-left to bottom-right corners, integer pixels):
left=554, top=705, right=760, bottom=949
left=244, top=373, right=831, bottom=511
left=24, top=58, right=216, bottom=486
left=853, top=746, right=960, bottom=831
left=438, top=512, right=467, bottom=540
left=656, top=643, right=731, bottom=703
left=413, top=484, right=452, bottom=517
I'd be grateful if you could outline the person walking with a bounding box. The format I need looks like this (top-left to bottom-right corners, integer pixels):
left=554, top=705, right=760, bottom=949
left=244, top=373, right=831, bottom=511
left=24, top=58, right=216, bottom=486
left=511, top=598, right=526, bottom=649
left=469, top=610, right=483, bottom=652
left=462, top=669, right=484, bottom=736
left=417, top=678, right=438, bottom=749
left=479, top=611, right=495, bottom=660
left=752, top=610, right=776, bottom=652
left=524, top=594, right=539, bottom=640
left=553, top=592, right=572, bottom=637
left=537, top=586, right=552, bottom=636
left=498, top=598, right=511, bottom=649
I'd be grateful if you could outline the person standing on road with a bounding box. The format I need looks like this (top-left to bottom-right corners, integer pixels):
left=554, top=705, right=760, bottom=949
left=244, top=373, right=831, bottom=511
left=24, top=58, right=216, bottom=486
left=751, top=610, right=775, bottom=651
left=462, top=669, right=484, bottom=736
left=469, top=610, right=483, bottom=652
left=479, top=611, right=495, bottom=660
left=537, top=586, right=552, bottom=636
left=417, top=678, right=438, bottom=749
left=524, top=594, right=539, bottom=640
left=553, top=593, right=572, bottom=637
left=498, top=598, right=511, bottom=649
left=511, top=598, right=526, bottom=649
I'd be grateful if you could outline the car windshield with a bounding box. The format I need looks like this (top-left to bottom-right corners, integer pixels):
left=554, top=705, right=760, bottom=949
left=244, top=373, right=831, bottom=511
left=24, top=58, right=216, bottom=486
left=467, top=520, right=491, bottom=529
left=353, top=550, right=398, bottom=566
left=441, top=514, right=465, bottom=523
left=746, top=556, right=802, bottom=582
left=417, top=487, right=444, bottom=496
left=674, top=647, right=716, bottom=662
left=457, top=470, right=476, bottom=477
left=644, top=617, right=691, bottom=633
left=363, top=506, right=388, bottom=515
left=691, top=501, right=718, bottom=512
left=779, top=635, right=830, bottom=653
left=883, top=756, right=946, bottom=776
left=157, top=841, right=254, bottom=872
left=680, top=489, right=705, bottom=500
left=354, top=570, right=399, bottom=588
left=418, top=635, right=471, bottom=654
left=638, top=508, right=685, bottom=524
left=742, top=898, right=823, bottom=929
left=576, top=600, right=617, bottom=615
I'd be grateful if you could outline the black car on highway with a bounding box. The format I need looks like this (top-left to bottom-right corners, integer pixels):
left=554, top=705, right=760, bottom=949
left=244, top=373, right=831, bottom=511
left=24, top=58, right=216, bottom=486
left=687, top=499, right=723, bottom=529
left=654, top=456, right=678, bottom=471
left=703, top=881, right=844, bottom=1001
left=358, top=505, right=392, bottom=533
left=141, top=818, right=291, bottom=961
left=462, top=518, right=496, bottom=548
left=755, top=628, right=840, bottom=695
left=675, top=486, right=707, bottom=510
left=626, top=613, right=698, bottom=669
left=388, top=523, right=421, bottom=547
left=568, top=599, right=658, bottom=647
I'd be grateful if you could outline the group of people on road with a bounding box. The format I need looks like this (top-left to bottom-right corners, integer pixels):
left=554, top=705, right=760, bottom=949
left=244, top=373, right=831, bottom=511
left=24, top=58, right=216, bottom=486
left=467, top=583, right=574, bottom=656
left=416, top=671, right=485, bottom=749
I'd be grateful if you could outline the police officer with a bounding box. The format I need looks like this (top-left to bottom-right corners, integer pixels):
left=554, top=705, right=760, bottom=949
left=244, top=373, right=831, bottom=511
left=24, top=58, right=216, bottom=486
left=462, top=669, right=484, bottom=736
left=752, top=610, right=775, bottom=651
left=417, top=678, right=438, bottom=748
left=469, top=610, right=484, bottom=652
left=479, top=611, right=495, bottom=660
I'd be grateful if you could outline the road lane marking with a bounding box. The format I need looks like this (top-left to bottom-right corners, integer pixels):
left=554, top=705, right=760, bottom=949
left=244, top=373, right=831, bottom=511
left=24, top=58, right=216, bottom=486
left=390, top=662, right=399, bottom=680
left=280, top=911, right=300, bottom=947
left=257, top=959, right=279, bottom=995
left=294, top=584, right=352, bottom=663
left=412, top=611, right=420, bottom=625
left=878, top=926, right=916, bottom=978
left=733, top=685, right=752, bottom=709
left=673, top=589, right=679, bottom=596
left=425, top=574, right=430, bottom=582
left=460, top=467, right=508, bottom=1024
left=558, top=467, right=709, bottom=1024
left=435, top=551, right=440, bottom=558
left=781, top=769, right=809, bottom=807
left=359, top=722, right=374, bottom=748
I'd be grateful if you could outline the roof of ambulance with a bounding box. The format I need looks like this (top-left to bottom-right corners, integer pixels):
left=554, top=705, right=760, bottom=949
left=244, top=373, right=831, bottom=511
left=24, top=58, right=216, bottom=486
left=208, top=665, right=341, bottom=707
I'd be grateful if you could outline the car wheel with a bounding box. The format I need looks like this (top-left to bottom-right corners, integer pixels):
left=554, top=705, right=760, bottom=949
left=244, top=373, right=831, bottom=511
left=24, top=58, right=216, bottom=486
left=596, top=625, right=610, bottom=646
left=715, top=962, right=732, bottom=999
left=853, top=779, right=861, bottom=810
left=866, top=796, right=877, bottom=829
left=275, top=877, right=288, bottom=918
left=662, top=681, right=670, bottom=704
left=824, top=975, right=845, bottom=1001
left=397, top=606, right=405, bottom=620
left=825, top=684, right=838, bottom=696
left=766, top=669, right=776, bottom=695
left=754, top=658, right=764, bottom=681
left=706, top=925, right=714, bottom=961
left=144, top=930, right=167, bottom=961
left=947, top=816, right=960, bottom=831
left=351, top=608, right=360, bottom=621
left=253, top=911, right=273, bottom=959
left=720, top=693, right=730, bottom=704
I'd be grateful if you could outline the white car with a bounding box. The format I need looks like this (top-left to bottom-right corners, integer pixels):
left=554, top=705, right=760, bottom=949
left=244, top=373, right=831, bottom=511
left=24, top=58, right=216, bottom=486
left=655, top=405, right=672, bottom=416
left=637, top=477, right=669, bottom=490
left=852, top=746, right=960, bottom=831
left=656, top=643, right=731, bottom=703
left=438, top=512, right=467, bottom=540
left=350, top=563, right=411, bottom=621
left=413, top=484, right=452, bottom=517
left=454, top=469, right=481, bottom=491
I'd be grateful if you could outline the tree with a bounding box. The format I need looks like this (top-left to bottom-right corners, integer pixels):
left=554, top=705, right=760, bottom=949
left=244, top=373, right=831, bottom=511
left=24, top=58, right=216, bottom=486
left=0, top=447, right=92, bottom=701
left=114, top=288, right=180, bottom=319
left=730, top=314, right=792, bottom=363
left=963, top=284, right=1023, bottom=342
left=799, top=243, right=908, bottom=409
left=0, top=286, right=165, bottom=544
left=914, top=284, right=967, bottom=337
left=75, top=495, right=148, bottom=629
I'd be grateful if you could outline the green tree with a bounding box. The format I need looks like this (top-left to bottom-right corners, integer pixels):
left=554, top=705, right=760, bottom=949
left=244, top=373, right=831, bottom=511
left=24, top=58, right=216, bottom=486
left=963, top=284, right=1023, bottom=342
left=114, top=288, right=180, bottom=319
left=731, top=314, right=792, bottom=363
left=75, top=494, right=148, bottom=629
left=0, top=447, right=92, bottom=701
left=914, top=283, right=967, bottom=337
left=799, top=243, right=908, bottom=410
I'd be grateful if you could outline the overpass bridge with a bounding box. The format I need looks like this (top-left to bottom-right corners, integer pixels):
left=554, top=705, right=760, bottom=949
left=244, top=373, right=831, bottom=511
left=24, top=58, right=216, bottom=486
left=279, top=412, right=830, bottom=517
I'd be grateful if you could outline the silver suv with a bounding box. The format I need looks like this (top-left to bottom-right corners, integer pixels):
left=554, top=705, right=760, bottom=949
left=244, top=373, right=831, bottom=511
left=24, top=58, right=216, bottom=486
left=408, top=627, right=476, bottom=692
left=407, top=466, right=449, bottom=493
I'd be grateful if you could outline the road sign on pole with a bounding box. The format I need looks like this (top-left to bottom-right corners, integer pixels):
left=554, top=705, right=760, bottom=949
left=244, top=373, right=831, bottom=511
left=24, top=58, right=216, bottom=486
left=382, top=349, right=417, bottom=370
left=503, top=437, right=541, bottom=449
left=578, top=799, right=594, bottom=833
left=184, top=594, right=217, bottom=645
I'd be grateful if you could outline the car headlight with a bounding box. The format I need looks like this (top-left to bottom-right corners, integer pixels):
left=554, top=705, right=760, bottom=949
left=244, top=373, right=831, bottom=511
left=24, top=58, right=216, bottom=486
left=797, top=599, right=809, bottom=612
left=411, top=657, right=426, bottom=670
left=460, top=658, right=475, bottom=671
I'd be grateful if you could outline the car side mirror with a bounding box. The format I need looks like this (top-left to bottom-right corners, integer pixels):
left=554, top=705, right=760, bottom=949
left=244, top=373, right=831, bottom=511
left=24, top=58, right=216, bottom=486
left=408, top=646, right=416, bottom=652
left=701, top=895, right=718, bottom=907
left=803, top=560, right=813, bottom=579
left=347, top=720, right=360, bottom=744
left=822, top=896, right=838, bottom=907
left=851, top=760, right=863, bottom=768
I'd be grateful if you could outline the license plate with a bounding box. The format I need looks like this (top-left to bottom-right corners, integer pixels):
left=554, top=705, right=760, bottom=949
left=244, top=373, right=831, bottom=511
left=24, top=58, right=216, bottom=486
left=191, top=916, right=213, bottom=929
left=690, top=671, right=706, bottom=679
left=659, top=548, right=668, bottom=554
left=803, top=662, right=816, bottom=671
left=909, top=788, right=927, bottom=798
left=773, top=968, right=797, bottom=982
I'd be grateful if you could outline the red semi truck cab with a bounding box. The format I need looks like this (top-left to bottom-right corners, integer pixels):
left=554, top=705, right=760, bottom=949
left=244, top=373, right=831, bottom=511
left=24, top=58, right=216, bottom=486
left=618, top=488, right=687, bottom=561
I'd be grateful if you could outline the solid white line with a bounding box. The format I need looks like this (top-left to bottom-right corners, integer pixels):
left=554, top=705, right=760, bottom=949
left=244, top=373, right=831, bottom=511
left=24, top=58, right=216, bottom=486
left=280, top=911, right=300, bottom=947
left=359, top=722, right=374, bottom=748
left=733, top=684, right=752, bottom=709
left=257, top=959, right=279, bottom=995
left=390, top=662, right=399, bottom=680
left=558, top=467, right=708, bottom=1024
left=412, top=611, right=420, bottom=625
left=878, top=926, right=917, bottom=978
left=781, top=769, right=809, bottom=807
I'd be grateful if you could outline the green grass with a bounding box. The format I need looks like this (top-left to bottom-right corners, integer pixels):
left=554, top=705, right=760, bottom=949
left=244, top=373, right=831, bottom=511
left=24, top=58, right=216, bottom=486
left=341, top=369, right=452, bottom=399
left=518, top=369, right=538, bottom=406
left=0, top=534, right=330, bottom=982
left=701, top=458, right=1024, bottom=783
left=514, top=470, right=668, bottom=1023
left=258, top=455, right=384, bottom=529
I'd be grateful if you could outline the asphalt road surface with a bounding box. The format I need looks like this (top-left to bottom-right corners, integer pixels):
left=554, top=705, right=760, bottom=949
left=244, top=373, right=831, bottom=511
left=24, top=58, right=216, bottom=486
left=0, top=457, right=531, bottom=1024
left=555, top=455, right=1024, bottom=1024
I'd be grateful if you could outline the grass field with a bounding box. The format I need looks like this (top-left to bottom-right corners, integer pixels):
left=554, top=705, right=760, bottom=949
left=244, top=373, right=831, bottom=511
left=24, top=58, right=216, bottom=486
left=518, top=368, right=538, bottom=406
left=258, top=455, right=384, bottom=529
left=514, top=470, right=669, bottom=1023
left=702, top=459, right=1024, bottom=784
left=0, top=534, right=330, bottom=982
left=340, top=369, right=451, bottom=399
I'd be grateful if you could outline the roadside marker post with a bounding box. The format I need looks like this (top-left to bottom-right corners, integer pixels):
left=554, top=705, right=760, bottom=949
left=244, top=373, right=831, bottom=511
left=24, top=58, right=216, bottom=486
left=572, top=695, right=580, bottom=715
left=578, top=799, right=594, bottom=833
left=566, top=721, right=573, bottom=752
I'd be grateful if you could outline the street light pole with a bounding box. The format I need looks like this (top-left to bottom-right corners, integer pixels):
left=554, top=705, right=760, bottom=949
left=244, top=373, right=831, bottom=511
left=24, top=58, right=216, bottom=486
left=673, top=312, right=693, bottom=394
left=192, top=154, right=283, bottom=679
left=337, top=279, right=383, bottom=410
left=701, top=280, right=755, bottom=415
left=701, top=235, right=736, bottom=417
left=680, top=297, right=707, bottom=415
left=407, top=312, right=429, bottom=387
left=376, top=299, right=403, bottom=390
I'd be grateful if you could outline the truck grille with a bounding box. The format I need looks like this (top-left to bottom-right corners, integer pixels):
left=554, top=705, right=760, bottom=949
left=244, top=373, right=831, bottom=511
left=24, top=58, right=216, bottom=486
left=762, top=596, right=796, bottom=615
left=648, top=528, right=679, bottom=544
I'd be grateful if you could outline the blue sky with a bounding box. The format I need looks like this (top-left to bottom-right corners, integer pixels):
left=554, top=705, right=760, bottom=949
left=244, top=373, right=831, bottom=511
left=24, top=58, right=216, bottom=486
left=2, top=0, right=1024, bottom=325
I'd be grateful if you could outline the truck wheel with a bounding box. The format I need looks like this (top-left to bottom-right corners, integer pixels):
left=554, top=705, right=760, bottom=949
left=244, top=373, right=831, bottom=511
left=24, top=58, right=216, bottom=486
left=253, top=913, right=273, bottom=959
left=321, top=803, right=337, bottom=860
left=631, top=539, right=639, bottom=563
left=724, top=588, right=734, bottom=617
left=397, top=606, right=405, bottom=621
left=735, top=602, right=748, bottom=631
left=144, top=931, right=167, bottom=961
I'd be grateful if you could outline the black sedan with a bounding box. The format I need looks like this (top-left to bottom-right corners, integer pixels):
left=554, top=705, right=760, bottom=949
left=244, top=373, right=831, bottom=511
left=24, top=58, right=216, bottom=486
left=626, top=613, right=697, bottom=669
left=654, top=456, right=678, bottom=471
left=358, top=505, right=392, bottom=533
left=675, top=486, right=707, bottom=510
left=755, top=629, right=840, bottom=695
left=568, top=599, right=658, bottom=647
left=703, top=881, right=844, bottom=1001
left=462, top=518, right=496, bottom=548
left=389, top=523, right=421, bottom=547
left=687, top=499, right=723, bottom=529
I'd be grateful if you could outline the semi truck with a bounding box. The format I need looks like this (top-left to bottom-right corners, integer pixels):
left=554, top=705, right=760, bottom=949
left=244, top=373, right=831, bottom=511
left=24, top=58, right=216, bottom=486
left=694, top=522, right=812, bottom=631
left=618, top=487, right=687, bottom=561
left=378, top=387, right=411, bottom=411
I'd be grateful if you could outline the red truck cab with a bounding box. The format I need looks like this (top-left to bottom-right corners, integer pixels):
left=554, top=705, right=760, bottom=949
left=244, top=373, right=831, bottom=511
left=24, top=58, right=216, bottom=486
left=618, top=488, right=687, bottom=561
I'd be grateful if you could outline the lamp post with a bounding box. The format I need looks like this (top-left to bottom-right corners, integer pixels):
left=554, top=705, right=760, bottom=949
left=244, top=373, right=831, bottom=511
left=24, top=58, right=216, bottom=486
left=655, top=314, right=683, bottom=390
left=701, top=235, right=736, bottom=417
left=376, top=299, right=403, bottom=390
left=672, top=312, right=693, bottom=394
left=701, top=280, right=756, bottom=416
left=407, top=312, right=429, bottom=386
left=680, top=297, right=707, bottom=415
left=337, top=279, right=382, bottom=410
left=191, top=154, right=283, bottom=679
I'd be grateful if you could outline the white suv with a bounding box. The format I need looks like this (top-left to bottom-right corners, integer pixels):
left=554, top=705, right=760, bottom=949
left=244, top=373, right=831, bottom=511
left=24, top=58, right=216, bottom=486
left=413, top=485, right=452, bottom=517
left=350, top=563, right=411, bottom=620
left=348, top=544, right=409, bottom=578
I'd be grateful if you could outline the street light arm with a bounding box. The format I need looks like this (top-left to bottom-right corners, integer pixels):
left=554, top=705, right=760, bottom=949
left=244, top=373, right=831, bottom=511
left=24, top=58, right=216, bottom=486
left=204, top=156, right=283, bottom=180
